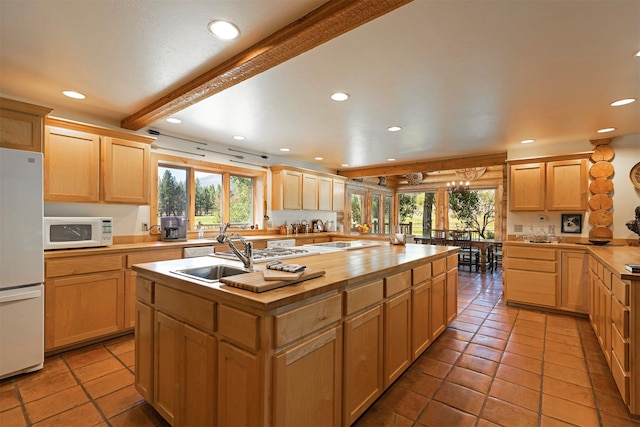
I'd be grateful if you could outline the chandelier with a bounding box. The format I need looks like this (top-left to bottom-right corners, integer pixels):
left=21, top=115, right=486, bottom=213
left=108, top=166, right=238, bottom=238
left=405, top=172, right=423, bottom=186
left=447, top=180, right=470, bottom=193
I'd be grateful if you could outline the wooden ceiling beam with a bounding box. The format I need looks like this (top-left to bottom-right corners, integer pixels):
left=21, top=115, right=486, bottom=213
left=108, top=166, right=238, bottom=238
left=338, top=152, right=508, bottom=179
left=121, top=0, right=413, bottom=130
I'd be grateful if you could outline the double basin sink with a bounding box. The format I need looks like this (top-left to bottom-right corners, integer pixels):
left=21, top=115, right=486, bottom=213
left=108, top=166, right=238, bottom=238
left=172, top=265, right=249, bottom=283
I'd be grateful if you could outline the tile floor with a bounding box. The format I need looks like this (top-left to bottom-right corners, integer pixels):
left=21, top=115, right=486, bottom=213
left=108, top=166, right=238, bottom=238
left=1, top=270, right=639, bottom=426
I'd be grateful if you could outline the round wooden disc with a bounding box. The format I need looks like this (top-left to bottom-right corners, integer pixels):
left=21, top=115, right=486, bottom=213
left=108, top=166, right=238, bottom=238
left=589, top=161, right=614, bottom=178
left=589, top=226, right=613, bottom=239
left=589, top=210, right=613, bottom=227
left=590, top=145, right=615, bottom=162
left=588, top=194, right=613, bottom=210
left=589, top=177, right=614, bottom=194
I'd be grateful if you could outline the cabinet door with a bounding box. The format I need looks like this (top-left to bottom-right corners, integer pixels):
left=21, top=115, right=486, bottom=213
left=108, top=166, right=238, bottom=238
left=154, top=312, right=178, bottom=425
left=412, top=281, right=431, bottom=359
left=318, top=176, right=333, bottom=211
left=218, top=341, right=260, bottom=427
left=302, top=173, right=318, bottom=210
left=509, top=163, right=545, bottom=211
left=506, top=270, right=557, bottom=307
left=178, top=324, right=216, bottom=427
left=273, top=326, right=342, bottom=427
left=44, top=126, right=100, bottom=202
left=0, top=98, right=51, bottom=152
left=431, top=274, right=447, bottom=341
left=283, top=170, right=302, bottom=209
left=546, top=159, right=587, bottom=211
left=102, top=137, right=149, bottom=204
left=561, top=251, right=589, bottom=313
left=332, top=179, right=345, bottom=211
left=45, top=271, right=124, bottom=350
left=344, top=306, right=383, bottom=425
left=384, top=290, right=411, bottom=387
left=135, top=301, right=154, bottom=402
left=446, top=268, right=458, bottom=323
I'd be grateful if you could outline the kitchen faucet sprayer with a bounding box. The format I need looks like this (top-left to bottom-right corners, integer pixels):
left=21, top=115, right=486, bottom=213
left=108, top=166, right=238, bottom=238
left=216, top=223, right=253, bottom=269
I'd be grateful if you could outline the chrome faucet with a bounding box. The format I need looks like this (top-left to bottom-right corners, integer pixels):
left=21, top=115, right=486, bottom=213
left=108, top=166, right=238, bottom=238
left=216, top=223, right=253, bottom=270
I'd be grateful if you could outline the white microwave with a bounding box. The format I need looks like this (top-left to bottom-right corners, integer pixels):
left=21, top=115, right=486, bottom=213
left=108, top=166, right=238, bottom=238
left=44, top=217, right=113, bottom=250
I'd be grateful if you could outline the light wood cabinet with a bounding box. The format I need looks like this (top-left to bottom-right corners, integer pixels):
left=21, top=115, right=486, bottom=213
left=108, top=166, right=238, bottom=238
left=447, top=255, right=459, bottom=323
left=383, top=290, right=411, bottom=387
left=273, top=326, right=342, bottom=427
left=561, top=250, right=589, bottom=313
left=509, top=158, right=587, bottom=212
left=45, top=270, right=125, bottom=350
left=318, top=175, right=333, bottom=211
left=271, top=165, right=346, bottom=211
left=44, top=117, right=153, bottom=204
left=153, top=311, right=178, bottom=424
left=333, top=178, right=345, bottom=211
left=271, top=167, right=302, bottom=210
left=412, top=263, right=432, bottom=359
left=0, top=97, right=52, bottom=152
left=302, top=173, right=319, bottom=210
left=504, top=245, right=558, bottom=308
left=431, top=273, right=447, bottom=341
left=135, top=300, right=154, bottom=403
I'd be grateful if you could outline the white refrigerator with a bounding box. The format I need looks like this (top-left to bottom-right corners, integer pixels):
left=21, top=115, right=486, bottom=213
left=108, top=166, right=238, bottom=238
left=0, top=147, right=45, bottom=379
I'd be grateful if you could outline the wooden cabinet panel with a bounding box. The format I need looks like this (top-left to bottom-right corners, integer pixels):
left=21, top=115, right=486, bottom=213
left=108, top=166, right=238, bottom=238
left=218, top=304, right=260, bottom=351
left=384, top=290, right=411, bottom=387
left=154, top=311, right=178, bottom=425
left=45, top=271, right=124, bottom=350
left=0, top=98, right=51, bottom=152
left=274, top=293, right=342, bottom=348
left=102, top=137, right=149, bottom=204
left=506, top=270, right=557, bottom=307
left=413, top=263, right=432, bottom=285
left=332, top=178, right=345, bottom=211
left=302, top=173, right=318, bottom=210
left=135, top=301, right=154, bottom=402
left=345, top=280, right=383, bottom=316
left=510, top=163, right=545, bottom=211
left=46, top=254, right=124, bottom=278
left=273, top=326, right=342, bottom=427
left=385, top=269, right=411, bottom=297
left=546, top=159, right=587, bottom=211
left=412, top=281, right=431, bottom=359
left=447, top=268, right=458, bottom=323
left=272, top=169, right=302, bottom=210
left=155, top=284, right=215, bottom=333
left=318, top=176, right=333, bottom=210
left=217, top=341, right=260, bottom=427
left=44, top=126, right=100, bottom=202
left=431, top=274, right=447, bottom=340
left=561, top=251, right=589, bottom=313
left=344, top=306, right=383, bottom=425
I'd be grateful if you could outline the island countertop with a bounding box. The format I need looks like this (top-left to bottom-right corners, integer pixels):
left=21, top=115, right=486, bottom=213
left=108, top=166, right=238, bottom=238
left=132, top=242, right=459, bottom=312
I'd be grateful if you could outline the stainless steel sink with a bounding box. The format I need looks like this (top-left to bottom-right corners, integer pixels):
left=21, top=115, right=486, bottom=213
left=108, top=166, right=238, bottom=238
left=172, top=265, right=248, bottom=282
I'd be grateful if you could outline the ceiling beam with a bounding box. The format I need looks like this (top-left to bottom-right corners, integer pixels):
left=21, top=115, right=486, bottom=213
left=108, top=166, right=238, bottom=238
left=338, top=152, right=508, bottom=179
left=121, top=0, right=413, bottom=130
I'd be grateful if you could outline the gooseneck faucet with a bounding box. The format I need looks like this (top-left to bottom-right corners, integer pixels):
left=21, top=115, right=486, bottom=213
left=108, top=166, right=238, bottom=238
left=216, top=223, right=253, bottom=270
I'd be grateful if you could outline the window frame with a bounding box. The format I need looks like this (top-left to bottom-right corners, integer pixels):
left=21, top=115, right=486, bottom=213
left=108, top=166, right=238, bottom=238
left=150, top=152, right=266, bottom=232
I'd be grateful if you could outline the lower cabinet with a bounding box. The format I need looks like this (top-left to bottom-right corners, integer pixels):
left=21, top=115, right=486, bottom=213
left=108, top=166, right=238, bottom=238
left=217, top=341, right=260, bottom=427
left=561, top=250, right=589, bottom=313
left=411, top=281, right=431, bottom=359
left=383, top=291, right=411, bottom=387
left=273, top=326, right=343, bottom=427
left=431, top=273, right=447, bottom=341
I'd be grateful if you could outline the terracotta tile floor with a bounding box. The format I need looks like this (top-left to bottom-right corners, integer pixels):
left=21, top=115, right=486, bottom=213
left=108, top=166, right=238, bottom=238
left=1, top=270, right=639, bottom=426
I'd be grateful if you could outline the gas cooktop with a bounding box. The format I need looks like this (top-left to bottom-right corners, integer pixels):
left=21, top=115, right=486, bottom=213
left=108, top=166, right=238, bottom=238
left=210, top=247, right=316, bottom=263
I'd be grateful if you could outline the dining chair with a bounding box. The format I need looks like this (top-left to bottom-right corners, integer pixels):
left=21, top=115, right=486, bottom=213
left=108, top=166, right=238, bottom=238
left=493, top=243, right=503, bottom=271
left=430, top=229, right=447, bottom=246
left=398, top=222, right=412, bottom=235
left=453, top=230, right=480, bottom=272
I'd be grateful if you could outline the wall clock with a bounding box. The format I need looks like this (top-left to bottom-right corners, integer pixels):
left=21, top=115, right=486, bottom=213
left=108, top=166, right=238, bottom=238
left=631, top=162, right=640, bottom=190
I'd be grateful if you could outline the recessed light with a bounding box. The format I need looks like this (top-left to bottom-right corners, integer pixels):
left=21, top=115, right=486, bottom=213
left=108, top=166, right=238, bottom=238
left=611, top=98, right=636, bottom=107
left=520, top=139, right=535, bottom=144
left=341, top=164, right=349, bottom=167
left=166, top=117, right=182, bottom=124
left=330, top=92, right=349, bottom=101
left=387, top=158, right=396, bottom=161
left=207, top=20, right=240, bottom=40
left=314, top=157, right=323, bottom=161
left=63, top=90, right=85, bottom=99
left=279, top=148, right=290, bottom=152
left=232, top=135, right=245, bottom=140
left=635, top=50, right=640, bottom=57
left=387, top=126, right=402, bottom=132
left=597, top=127, right=616, bottom=133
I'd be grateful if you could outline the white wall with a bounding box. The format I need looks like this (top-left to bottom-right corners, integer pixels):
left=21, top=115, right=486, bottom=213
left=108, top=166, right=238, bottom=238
left=506, top=133, right=640, bottom=240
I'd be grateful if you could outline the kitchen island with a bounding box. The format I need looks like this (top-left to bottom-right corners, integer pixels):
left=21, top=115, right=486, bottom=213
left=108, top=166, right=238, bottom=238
left=132, top=243, right=459, bottom=427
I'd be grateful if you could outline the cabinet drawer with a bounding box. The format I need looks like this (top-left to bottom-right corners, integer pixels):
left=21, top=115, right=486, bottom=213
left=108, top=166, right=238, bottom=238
left=46, top=254, right=124, bottom=278
left=611, top=297, right=629, bottom=338
left=275, top=294, right=341, bottom=348
left=611, top=276, right=629, bottom=306
left=218, top=305, right=260, bottom=351
left=136, top=277, right=153, bottom=304
left=345, top=280, right=383, bottom=316
left=611, top=350, right=630, bottom=405
left=413, top=263, right=432, bottom=285
left=446, top=254, right=458, bottom=270
left=155, top=284, right=215, bottom=333
left=611, top=325, right=629, bottom=371
left=507, top=246, right=556, bottom=261
left=385, top=270, right=411, bottom=297
left=506, top=270, right=556, bottom=307
left=508, top=258, right=556, bottom=273
left=432, top=258, right=447, bottom=276
left=127, top=248, right=182, bottom=268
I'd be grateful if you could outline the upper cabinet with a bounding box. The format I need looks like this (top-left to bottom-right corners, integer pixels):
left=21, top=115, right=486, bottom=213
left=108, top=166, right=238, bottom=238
left=44, top=117, right=154, bottom=204
left=0, top=97, right=52, bottom=152
left=509, top=157, right=587, bottom=212
left=271, top=165, right=346, bottom=211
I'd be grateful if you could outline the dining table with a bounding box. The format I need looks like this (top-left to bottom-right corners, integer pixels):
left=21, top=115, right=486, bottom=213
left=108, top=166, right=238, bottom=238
left=412, top=235, right=501, bottom=273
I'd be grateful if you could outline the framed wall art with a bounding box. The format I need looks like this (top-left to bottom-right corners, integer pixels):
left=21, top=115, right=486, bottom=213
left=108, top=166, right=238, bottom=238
left=561, top=213, right=582, bottom=233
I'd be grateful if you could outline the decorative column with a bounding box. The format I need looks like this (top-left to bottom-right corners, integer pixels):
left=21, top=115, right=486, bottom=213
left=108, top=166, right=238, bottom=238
left=588, top=138, right=614, bottom=243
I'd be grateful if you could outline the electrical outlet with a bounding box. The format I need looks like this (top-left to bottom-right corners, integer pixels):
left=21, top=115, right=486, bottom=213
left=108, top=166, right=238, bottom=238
left=142, top=222, right=148, bottom=232
left=538, top=215, right=547, bottom=222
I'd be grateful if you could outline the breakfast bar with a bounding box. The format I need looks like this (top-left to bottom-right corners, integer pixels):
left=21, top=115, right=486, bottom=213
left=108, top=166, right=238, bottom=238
left=132, top=243, right=459, bottom=427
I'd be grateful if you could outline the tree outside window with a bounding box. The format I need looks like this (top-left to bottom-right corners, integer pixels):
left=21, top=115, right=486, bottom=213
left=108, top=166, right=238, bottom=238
left=158, top=167, right=187, bottom=223
left=229, top=175, right=253, bottom=227
left=448, top=190, right=495, bottom=238
left=195, top=171, right=223, bottom=226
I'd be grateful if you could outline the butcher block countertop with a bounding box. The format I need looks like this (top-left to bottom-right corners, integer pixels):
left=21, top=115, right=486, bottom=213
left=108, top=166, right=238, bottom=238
left=132, top=243, right=459, bottom=312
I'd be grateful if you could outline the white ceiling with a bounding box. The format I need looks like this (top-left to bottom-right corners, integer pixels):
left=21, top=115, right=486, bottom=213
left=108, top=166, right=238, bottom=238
left=1, top=1, right=639, bottom=173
